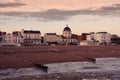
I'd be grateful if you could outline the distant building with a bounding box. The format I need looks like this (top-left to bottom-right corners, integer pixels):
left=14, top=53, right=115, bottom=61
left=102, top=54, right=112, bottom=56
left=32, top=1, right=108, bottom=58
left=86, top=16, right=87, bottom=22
left=77, top=35, right=82, bottom=42
left=81, top=33, right=90, bottom=41
left=87, top=32, right=111, bottom=45
left=70, top=34, right=78, bottom=45
left=2, top=32, right=24, bottom=46
left=111, top=35, right=120, bottom=45
left=12, top=31, right=24, bottom=44
left=0, top=31, right=6, bottom=36
left=0, top=31, right=6, bottom=46
left=0, top=31, right=6, bottom=42
left=44, top=33, right=62, bottom=45
left=78, top=33, right=90, bottom=45
left=62, top=25, right=72, bottom=45
left=41, top=36, right=44, bottom=44
left=63, top=24, right=72, bottom=38
left=80, top=41, right=89, bottom=45
left=62, top=25, right=79, bottom=45
left=21, top=29, right=41, bottom=45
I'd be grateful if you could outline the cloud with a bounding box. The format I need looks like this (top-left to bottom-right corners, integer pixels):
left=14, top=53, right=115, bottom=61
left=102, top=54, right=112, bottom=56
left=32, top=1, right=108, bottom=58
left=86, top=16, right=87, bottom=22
left=0, top=2, right=26, bottom=8
left=0, top=4, right=120, bottom=21
left=96, top=4, right=120, bottom=16
left=100, top=4, right=120, bottom=11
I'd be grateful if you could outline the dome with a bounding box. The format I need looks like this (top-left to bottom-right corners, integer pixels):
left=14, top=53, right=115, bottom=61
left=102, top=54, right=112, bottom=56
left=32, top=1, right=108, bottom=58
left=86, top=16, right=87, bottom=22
left=63, top=24, right=71, bottom=31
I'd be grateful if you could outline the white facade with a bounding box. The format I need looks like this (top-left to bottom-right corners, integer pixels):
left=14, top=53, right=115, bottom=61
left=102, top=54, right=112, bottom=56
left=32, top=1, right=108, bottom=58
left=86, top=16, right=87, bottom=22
left=21, top=29, right=41, bottom=45
left=62, top=25, right=78, bottom=45
left=62, top=38, right=77, bottom=44
left=2, top=33, right=24, bottom=46
left=22, top=32, right=41, bottom=40
left=44, top=33, right=62, bottom=45
left=80, top=41, right=89, bottom=45
left=63, top=31, right=72, bottom=38
left=87, top=32, right=111, bottom=45
left=63, top=25, right=72, bottom=38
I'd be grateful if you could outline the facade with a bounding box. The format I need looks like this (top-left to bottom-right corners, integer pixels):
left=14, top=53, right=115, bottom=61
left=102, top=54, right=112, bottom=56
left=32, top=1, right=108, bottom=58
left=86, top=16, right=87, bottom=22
left=0, top=31, right=6, bottom=42
left=70, top=34, right=78, bottom=45
left=111, top=35, right=120, bottom=45
left=78, top=33, right=90, bottom=45
left=81, top=33, right=89, bottom=41
left=62, top=25, right=78, bottom=45
left=44, top=33, right=62, bottom=45
left=63, top=24, right=72, bottom=38
left=21, top=29, right=41, bottom=45
left=2, top=32, right=24, bottom=46
left=80, top=41, right=89, bottom=45
left=1, top=25, right=116, bottom=46
left=62, top=25, right=72, bottom=45
left=0, top=31, right=6, bottom=46
left=87, top=32, right=111, bottom=45
left=77, top=35, right=82, bottom=42
left=12, top=31, right=24, bottom=44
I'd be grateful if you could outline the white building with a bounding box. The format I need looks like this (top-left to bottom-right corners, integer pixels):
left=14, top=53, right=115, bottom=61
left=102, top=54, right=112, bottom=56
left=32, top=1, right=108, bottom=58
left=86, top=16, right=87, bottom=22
left=21, top=29, right=41, bottom=45
left=44, top=33, right=62, bottom=45
left=62, top=24, right=78, bottom=45
left=62, top=24, right=72, bottom=45
left=2, top=32, right=24, bottom=46
left=87, top=32, right=111, bottom=45
left=63, top=24, right=72, bottom=38
left=80, top=41, right=89, bottom=46
left=12, top=31, right=24, bottom=44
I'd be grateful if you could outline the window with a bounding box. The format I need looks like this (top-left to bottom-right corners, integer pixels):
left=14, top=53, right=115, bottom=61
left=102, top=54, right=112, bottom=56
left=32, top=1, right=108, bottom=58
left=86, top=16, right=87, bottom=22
left=18, top=40, right=20, bottom=43
left=15, top=39, right=17, bottom=43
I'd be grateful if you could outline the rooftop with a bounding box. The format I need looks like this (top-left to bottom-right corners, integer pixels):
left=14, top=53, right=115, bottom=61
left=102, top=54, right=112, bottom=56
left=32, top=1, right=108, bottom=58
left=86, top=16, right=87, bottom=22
left=46, top=33, right=57, bottom=35
left=63, top=24, right=71, bottom=32
left=24, top=30, right=41, bottom=34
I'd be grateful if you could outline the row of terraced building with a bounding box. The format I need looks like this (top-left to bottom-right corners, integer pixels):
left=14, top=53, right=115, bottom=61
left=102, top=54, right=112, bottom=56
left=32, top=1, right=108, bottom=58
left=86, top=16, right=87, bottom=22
left=0, top=24, right=118, bottom=46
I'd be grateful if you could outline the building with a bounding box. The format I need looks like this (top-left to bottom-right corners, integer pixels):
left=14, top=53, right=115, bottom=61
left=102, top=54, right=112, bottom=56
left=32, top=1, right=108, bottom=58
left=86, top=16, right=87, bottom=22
left=62, top=24, right=72, bottom=45
left=12, top=31, right=24, bottom=44
left=1, top=29, right=41, bottom=46
left=44, top=33, right=62, bottom=45
left=70, top=34, right=78, bottom=45
left=0, top=31, right=6, bottom=46
left=87, top=32, right=111, bottom=45
left=2, top=31, right=24, bottom=46
left=62, top=25, right=78, bottom=45
left=63, top=24, right=72, bottom=38
left=78, top=33, right=90, bottom=45
left=77, top=35, right=82, bottom=42
left=21, top=29, right=41, bottom=45
left=0, top=31, right=6, bottom=42
left=111, top=35, right=120, bottom=45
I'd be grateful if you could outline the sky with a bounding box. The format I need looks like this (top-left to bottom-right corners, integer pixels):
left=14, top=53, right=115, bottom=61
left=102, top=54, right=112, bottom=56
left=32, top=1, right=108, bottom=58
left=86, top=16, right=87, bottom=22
left=0, top=0, right=120, bottom=36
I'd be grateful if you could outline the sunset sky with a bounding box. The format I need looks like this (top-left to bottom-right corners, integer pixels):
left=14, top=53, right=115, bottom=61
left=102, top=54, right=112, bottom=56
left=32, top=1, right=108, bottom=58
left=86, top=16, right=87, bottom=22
left=0, top=0, right=120, bottom=36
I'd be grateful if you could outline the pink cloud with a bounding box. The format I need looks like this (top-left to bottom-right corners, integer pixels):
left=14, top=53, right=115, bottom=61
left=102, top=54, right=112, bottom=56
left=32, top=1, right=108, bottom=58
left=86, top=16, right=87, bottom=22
left=0, top=0, right=119, bottom=12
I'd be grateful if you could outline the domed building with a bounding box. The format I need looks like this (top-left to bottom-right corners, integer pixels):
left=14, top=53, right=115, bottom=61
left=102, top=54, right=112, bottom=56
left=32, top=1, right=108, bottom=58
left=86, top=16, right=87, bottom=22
left=62, top=24, right=78, bottom=45
left=63, top=26, right=71, bottom=32
left=63, top=24, right=72, bottom=38
left=62, top=24, right=75, bottom=45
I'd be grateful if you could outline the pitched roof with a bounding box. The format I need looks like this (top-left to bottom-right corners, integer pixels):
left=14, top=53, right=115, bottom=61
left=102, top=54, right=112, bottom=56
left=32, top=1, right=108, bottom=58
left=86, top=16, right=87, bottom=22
left=46, top=33, right=56, bottom=35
